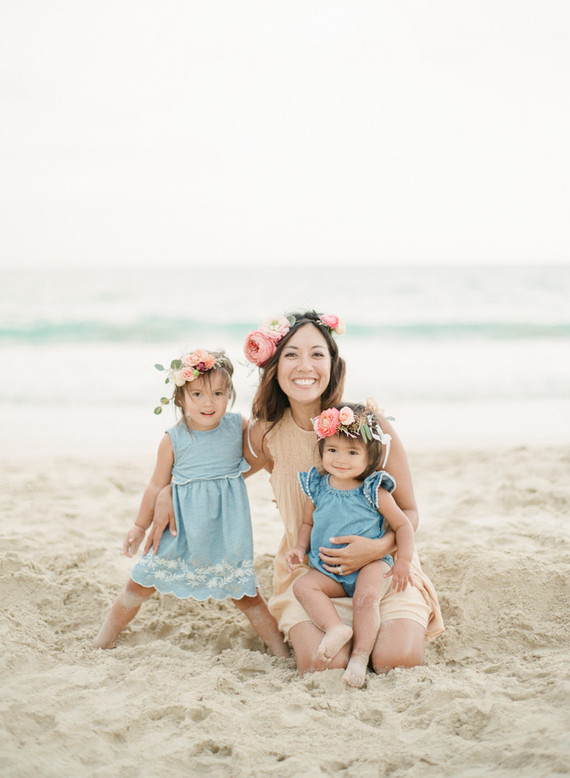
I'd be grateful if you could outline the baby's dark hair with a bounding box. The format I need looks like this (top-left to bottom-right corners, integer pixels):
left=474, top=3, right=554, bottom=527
left=317, top=402, right=384, bottom=481
left=172, top=350, right=236, bottom=417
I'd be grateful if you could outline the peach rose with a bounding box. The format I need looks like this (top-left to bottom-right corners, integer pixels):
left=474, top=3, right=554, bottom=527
left=183, top=350, right=217, bottom=370
left=313, top=407, right=340, bottom=438
left=260, top=316, right=291, bottom=342
left=243, top=330, right=277, bottom=366
left=338, top=406, right=355, bottom=425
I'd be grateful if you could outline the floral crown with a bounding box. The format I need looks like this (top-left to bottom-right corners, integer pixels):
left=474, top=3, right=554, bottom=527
left=312, top=400, right=392, bottom=450
left=153, top=349, right=227, bottom=414
left=243, top=312, right=345, bottom=367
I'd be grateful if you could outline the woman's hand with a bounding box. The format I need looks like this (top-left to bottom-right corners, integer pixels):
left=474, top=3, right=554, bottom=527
left=123, top=525, right=145, bottom=558
left=142, top=486, right=176, bottom=555
left=319, top=533, right=395, bottom=576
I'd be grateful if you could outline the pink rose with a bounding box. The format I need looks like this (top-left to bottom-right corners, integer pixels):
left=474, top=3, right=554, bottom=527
left=244, top=330, right=277, bottom=366
left=338, top=406, right=355, bottom=425
left=260, top=316, right=291, bottom=342
left=183, top=350, right=217, bottom=370
left=313, top=407, right=340, bottom=438
left=179, top=367, right=198, bottom=383
left=320, top=314, right=345, bottom=335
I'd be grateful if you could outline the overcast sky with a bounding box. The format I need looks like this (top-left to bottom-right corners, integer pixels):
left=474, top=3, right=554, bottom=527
left=1, top=0, right=569, bottom=268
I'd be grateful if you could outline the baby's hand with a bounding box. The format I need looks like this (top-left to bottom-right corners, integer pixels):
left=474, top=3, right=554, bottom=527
left=385, top=558, right=413, bottom=593
left=286, top=547, right=305, bottom=573
left=123, top=526, right=146, bottom=558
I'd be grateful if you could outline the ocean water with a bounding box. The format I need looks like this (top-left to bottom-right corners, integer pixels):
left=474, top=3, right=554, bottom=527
left=1, top=263, right=569, bottom=457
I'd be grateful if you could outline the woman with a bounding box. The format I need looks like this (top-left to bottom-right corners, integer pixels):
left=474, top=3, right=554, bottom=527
left=147, top=311, right=443, bottom=674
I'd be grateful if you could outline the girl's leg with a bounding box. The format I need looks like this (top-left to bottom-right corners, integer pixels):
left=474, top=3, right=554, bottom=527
left=293, top=570, right=353, bottom=663
left=371, top=618, right=426, bottom=673
left=343, top=560, right=391, bottom=688
left=232, top=590, right=290, bottom=658
left=288, top=620, right=351, bottom=674
left=93, top=579, right=155, bottom=649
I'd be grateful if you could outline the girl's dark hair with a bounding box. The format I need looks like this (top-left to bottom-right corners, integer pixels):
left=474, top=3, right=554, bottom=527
left=251, top=311, right=346, bottom=432
left=173, top=350, right=236, bottom=418
left=317, top=402, right=383, bottom=481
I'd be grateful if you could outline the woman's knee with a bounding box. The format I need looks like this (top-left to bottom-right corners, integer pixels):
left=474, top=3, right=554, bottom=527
left=371, top=619, right=425, bottom=673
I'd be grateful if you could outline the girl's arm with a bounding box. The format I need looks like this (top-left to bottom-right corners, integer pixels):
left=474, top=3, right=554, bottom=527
left=285, top=497, right=314, bottom=572
left=123, top=435, right=174, bottom=558
left=319, top=417, right=418, bottom=575
left=376, top=489, right=414, bottom=592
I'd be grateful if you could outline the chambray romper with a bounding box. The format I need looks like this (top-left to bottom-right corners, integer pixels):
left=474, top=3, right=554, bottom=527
left=131, top=413, right=258, bottom=600
left=298, top=466, right=395, bottom=597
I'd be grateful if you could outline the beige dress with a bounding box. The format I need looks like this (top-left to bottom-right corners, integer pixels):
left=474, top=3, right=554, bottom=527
left=265, top=409, right=444, bottom=642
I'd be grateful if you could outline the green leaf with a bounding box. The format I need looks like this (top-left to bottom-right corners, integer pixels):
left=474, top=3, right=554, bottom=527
left=154, top=363, right=164, bottom=371
left=170, top=359, right=182, bottom=369
left=153, top=407, right=163, bottom=415
left=287, top=315, right=296, bottom=327
left=160, top=397, right=170, bottom=405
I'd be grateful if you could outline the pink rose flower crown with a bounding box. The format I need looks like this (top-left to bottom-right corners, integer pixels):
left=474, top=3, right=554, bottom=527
left=312, top=399, right=393, bottom=450
left=153, top=349, right=226, bottom=414
left=243, top=311, right=345, bottom=367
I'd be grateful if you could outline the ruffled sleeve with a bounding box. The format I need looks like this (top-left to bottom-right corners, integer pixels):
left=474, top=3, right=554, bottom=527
left=362, top=470, right=397, bottom=510
left=298, top=466, right=322, bottom=504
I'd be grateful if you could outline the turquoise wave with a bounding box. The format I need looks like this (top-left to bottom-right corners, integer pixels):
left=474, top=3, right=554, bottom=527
left=1, top=318, right=569, bottom=343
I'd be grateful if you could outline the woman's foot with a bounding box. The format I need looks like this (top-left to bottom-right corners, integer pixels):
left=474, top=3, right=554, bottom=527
left=317, top=624, right=353, bottom=662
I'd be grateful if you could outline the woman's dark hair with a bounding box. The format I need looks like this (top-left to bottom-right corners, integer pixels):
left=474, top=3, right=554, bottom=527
left=317, top=402, right=383, bottom=481
left=173, top=350, right=236, bottom=418
left=251, top=311, right=346, bottom=431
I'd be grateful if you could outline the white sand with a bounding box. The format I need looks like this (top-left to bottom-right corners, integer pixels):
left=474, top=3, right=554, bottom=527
left=1, top=447, right=569, bottom=777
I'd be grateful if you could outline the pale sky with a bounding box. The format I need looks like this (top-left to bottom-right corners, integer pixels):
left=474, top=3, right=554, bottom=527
left=1, top=0, right=569, bottom=268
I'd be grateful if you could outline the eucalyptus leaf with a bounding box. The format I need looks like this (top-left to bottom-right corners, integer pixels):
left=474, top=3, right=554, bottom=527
left=170, top=359, right=182, bottom=370
left=154, top=407, right=163, bottom=415
left=287, top=315, right=296, bottom=327
left=160, top=397, right=170, bottom=405
left=154, top=363, right=164, bottom=371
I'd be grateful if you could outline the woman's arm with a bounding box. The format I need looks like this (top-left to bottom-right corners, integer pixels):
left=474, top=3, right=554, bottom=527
left=319, top=417, right=418, bottom=576
left=242, top=418, right=273, bottom=475
left=124, top=435, right=174, bottom=557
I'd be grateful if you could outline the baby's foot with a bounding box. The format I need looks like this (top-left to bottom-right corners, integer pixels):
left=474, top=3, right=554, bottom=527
left=317, top=625, right=353, bottom=662
left=343, top=654, right=368, bottom=688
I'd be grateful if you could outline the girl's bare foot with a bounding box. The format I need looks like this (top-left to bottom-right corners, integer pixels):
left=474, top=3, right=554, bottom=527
left=343, top=654, right=369, bottom=687
left=317, top=624, right=353, bottom=662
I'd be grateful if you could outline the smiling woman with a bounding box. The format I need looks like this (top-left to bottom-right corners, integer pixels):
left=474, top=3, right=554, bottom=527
left=198, top=309, right=442, bottom=679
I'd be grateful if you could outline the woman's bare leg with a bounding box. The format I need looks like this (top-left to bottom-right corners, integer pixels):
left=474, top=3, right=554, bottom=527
left=288, top=620, right=351, bottom=674
left=371, top=618, right=426, bottom=673
left=293, top=570, right=352, bottom=662
left=343, top=560, right=391, bottom=687
left=93, top=579, right=155, bottom=649
left=232, top=590, right=290, bottom=657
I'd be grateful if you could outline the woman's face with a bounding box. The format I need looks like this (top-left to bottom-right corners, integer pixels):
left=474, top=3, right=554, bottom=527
left=276, top=323, right=332, bottom=408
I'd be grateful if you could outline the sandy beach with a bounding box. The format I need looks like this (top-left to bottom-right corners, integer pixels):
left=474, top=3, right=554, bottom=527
left=1, top=445, right=569, bottom=777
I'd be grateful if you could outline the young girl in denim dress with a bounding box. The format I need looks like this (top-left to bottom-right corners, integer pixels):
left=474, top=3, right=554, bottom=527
left=286, top=401, right=414, bottom=686
left=93, top=349, right=288, bottom=657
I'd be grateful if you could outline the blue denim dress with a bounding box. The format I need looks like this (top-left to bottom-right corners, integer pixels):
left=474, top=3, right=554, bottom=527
left=298, top=466, right=394, bottom=597
left=131, top=413, right=257, bottom=600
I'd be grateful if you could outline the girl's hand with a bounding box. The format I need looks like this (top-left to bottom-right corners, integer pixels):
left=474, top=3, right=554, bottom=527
left=142, top=486, right=177, bottom=555
left=286, top=548, right=305, bottom=572
left=319, top=534, right=395, bottom=576
left=385, top=558, right=413, bottom=592
left=123, top=526, right=145, bottom=558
